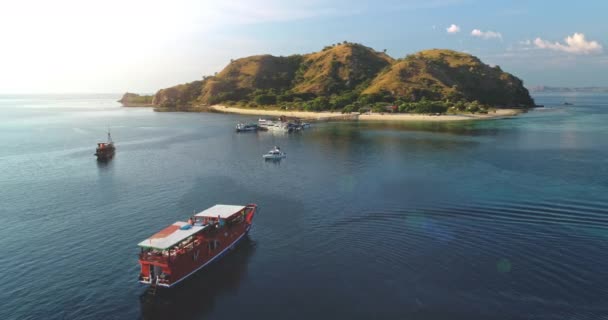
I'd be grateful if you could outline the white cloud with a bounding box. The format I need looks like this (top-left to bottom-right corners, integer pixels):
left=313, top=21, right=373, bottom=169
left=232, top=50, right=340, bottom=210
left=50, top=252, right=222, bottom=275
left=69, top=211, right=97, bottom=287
left=519, top=40, right=531, bottom=45
left=446, top=24, right=460, bottom=34
left=471, top=29, right=502, bottom=40
left=534, top=32, right=603, bottom=55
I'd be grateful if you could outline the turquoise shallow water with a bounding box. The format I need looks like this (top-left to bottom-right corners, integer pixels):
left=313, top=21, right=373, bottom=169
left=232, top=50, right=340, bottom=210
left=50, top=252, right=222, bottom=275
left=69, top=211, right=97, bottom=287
left=1, top=93, right=608, bottom=319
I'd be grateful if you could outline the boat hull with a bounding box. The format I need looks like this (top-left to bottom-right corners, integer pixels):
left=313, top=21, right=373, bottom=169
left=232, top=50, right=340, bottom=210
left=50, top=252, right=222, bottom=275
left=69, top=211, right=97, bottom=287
left=235, top=125, right=258, bottom=132
left=95, top=150, right=115, bottom=161
left=263, top=155, right=286, bottom=159
left=140, top=226, right=251, bottom=288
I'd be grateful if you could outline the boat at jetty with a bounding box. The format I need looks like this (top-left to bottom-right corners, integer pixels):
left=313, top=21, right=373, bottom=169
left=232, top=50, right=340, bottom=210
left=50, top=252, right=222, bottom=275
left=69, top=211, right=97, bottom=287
left=257, top=117, right=309, bottom=133
left=257, top=119, right=282, bottom=131
left=235, top=122, right=259, bottom=132
left=268, top=122, right=292, bottom=133
left=263, top=146, right=286, bottom=160
left=94, top=131, right=115, bottom=161
left=138, top=204, right=258, bottom=288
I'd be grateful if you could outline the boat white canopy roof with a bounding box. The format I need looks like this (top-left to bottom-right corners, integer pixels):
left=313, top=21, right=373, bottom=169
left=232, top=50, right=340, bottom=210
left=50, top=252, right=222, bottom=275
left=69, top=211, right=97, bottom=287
left=195, top=204, right=245, bottom=219
left=138, top=221, right=205, bottom=250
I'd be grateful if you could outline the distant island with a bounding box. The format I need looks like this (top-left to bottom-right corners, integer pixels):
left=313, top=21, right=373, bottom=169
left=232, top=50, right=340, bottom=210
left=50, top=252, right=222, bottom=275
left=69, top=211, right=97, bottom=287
left=528, top=86, right=608, bottom=93
left=121, top=42, right=536, bottom=120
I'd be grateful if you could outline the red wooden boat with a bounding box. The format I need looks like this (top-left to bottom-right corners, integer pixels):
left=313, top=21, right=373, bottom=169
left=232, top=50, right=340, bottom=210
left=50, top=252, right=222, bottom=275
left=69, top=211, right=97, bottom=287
left=138, top=204, right=257, bottom=288
left=95, top=130, right=115, bottom=161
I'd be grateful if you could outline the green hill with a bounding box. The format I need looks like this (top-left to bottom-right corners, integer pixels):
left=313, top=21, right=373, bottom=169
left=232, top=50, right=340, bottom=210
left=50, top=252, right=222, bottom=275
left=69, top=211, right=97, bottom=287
left=363, top=49, right=533, bottom=107
left=199, top=54, right=302, bottom=104
left=292, top=43, right=393, bottom=95
left=153, top=81, right=204, bottom=111
left=150, top=43, right=535, bottom=113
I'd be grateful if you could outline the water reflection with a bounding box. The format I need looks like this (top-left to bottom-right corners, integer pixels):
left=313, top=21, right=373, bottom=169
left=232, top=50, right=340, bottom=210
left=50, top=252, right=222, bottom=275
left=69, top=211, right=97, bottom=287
left=338, top=119, right=508, bottom=137
left=139, top=237, right=256, bottom=320
left=263, top=158, right=283, bottom=166
left=96, top=158, right=114, bottom=169
left=302, top=121, right=484, bottom=169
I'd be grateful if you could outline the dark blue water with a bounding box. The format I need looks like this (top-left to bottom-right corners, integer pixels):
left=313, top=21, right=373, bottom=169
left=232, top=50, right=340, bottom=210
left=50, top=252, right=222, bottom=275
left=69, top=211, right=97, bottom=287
left=1, top=93, right=608, bottom=320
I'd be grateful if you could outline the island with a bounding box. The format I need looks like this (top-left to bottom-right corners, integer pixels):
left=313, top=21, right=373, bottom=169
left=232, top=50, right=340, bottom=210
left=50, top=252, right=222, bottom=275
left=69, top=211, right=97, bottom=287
left=121, top=42, right=537, bottom=121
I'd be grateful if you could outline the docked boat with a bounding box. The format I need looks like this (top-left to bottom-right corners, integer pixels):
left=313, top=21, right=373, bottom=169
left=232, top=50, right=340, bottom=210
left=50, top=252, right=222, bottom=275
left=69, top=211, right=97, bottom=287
left=273, top=123, right=291, bottom=133
left=268, top=122, right=293, bottom=133
left=258, top=118, right=270, bottom=125
left=138, top=204, right=257, bottom=288
left=258, top=118, right=285, bottom=131
left=258, top=118, right=275, bottom=129
left=263, top=146, right=286, bottom=160
left=95, top=130, right=115, bottom=161
left=258, top=118, right=306, bottom=133
left=236, top=123, right=259, bottom=132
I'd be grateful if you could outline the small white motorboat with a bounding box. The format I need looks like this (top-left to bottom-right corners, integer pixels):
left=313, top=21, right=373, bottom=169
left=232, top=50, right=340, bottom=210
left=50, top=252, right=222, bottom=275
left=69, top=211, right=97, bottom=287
left=263, top=146, right=286, bottom=160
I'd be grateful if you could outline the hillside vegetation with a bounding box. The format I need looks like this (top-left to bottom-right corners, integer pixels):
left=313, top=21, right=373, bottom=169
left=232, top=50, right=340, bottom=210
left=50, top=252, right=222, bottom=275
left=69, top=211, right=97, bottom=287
left=150, top=42, right=534, bottom=114
left=118, top=93, right=154, bottom=107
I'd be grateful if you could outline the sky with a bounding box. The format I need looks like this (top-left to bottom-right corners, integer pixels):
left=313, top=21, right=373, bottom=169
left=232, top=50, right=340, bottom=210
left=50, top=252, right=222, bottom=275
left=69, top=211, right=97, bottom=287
left=1, top=0, right=607, bottom=93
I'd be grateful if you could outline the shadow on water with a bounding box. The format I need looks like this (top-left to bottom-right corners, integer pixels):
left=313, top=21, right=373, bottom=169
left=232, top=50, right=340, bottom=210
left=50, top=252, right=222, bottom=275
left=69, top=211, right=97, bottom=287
left=96, top=158, right=114, bottom=169
left=263, top=158, right=283, bottom=166
left=306, top=121, right=483, bottom=159
left=139, top=237, right=256, bottom=320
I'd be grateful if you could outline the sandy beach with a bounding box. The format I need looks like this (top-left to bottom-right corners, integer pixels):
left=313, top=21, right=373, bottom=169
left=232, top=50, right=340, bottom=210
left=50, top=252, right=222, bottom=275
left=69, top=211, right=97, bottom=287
left=209, top=105, right=524, bottom=122
left=360, top=108, right=523, bottom=121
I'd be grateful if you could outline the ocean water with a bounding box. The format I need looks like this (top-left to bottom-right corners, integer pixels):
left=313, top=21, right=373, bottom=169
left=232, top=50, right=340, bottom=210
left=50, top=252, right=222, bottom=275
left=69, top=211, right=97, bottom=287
left=1, top=93, right=608, bottom=320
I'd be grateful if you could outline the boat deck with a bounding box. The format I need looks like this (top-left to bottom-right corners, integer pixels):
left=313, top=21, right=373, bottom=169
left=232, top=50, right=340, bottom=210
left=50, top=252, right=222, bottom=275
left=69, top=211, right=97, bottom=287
left=138, top=221, right=206, bottom=250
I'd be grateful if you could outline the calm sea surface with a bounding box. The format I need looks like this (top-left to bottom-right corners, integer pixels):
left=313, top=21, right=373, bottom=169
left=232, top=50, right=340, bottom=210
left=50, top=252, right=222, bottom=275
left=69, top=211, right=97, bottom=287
left=1, top=93, right=608, bottom=320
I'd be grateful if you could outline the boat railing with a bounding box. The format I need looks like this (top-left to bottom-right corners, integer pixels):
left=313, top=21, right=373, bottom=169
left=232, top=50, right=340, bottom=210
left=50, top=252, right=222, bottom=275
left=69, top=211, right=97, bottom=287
left=140, top=237, right=205, bottom=264
left=140, top=252, right=168, bottom=264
